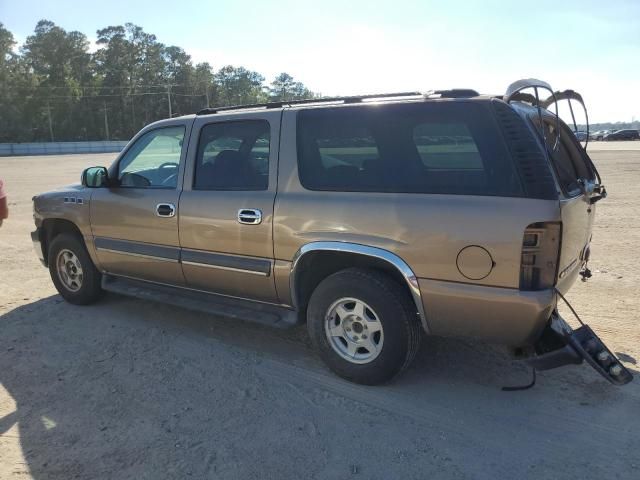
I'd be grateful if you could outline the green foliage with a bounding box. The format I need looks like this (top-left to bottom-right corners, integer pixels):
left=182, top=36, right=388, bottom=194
left=214, top=65, right=266, bottom=106
left=269, top=72, right=315, bottom=101
left=0, top=21, right=317, bottom=142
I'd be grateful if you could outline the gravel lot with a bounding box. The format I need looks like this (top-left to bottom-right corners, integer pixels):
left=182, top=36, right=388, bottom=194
left=1, top=146, right=639, bottom=479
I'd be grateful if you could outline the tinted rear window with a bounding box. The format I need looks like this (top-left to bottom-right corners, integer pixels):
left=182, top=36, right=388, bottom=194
left=297, top=102, right=524, bottom=196
left=194, top=120, right=269, bottom=191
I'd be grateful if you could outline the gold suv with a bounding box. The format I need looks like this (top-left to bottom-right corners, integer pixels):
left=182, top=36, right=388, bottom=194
left=31, top=79, right=632, bottom=386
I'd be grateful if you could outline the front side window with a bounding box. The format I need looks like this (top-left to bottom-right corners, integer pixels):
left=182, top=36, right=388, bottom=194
left=297, top=103, right=523, bottom=196
left=118, top=126, right=185, bottom=188
left=194, top=120, right=270, bottom=191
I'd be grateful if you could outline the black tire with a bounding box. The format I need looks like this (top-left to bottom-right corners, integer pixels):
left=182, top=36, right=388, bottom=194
left=48, top=233, right=103, bottom=305
left=306, top=268, right=422, bottom=385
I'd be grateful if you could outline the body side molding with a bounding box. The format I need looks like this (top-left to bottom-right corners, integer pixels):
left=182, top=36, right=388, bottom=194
left=94, top=237, right=180, bottom=262
left=95, top=237, right=272, bottom=276
left=289, top=241, right=429, bottom=333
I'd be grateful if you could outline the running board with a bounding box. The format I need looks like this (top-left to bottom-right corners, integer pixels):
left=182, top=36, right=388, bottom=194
left=101, top=275, right=300, bottom=329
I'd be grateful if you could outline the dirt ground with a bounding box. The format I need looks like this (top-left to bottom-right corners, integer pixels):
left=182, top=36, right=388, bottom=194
left=1, top=146, right=639, bottom=479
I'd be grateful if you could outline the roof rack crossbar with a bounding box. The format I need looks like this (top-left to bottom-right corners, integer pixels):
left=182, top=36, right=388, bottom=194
left=196, top=91, right=423, bottom=115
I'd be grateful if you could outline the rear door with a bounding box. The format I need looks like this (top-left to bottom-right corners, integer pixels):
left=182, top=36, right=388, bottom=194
left=178, top=111, right=280, bottom=303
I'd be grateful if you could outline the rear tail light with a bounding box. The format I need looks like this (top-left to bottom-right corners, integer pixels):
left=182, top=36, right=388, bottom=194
left=519, top=222, right=561, bottom=290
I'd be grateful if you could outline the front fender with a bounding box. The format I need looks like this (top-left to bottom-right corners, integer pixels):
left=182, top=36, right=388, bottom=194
left=32, top=186, right=99, bottom=267
left=33, top=184, right=92, bottom=236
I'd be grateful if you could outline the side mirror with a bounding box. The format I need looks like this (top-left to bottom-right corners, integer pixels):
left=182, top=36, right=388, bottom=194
left=81, top=166, right=109, bottom=188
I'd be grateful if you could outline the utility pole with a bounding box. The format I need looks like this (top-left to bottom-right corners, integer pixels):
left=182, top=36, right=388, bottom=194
left=103, top=101, right=110, bottom=140
left=205, top=85, right=210, bottom=108
left=166, top=84, right=172, bottom=118
left=46, top=102, right=54, bottom=142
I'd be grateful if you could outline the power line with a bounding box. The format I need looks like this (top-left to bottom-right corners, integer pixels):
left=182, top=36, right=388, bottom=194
left=19, top=91, right=206, bottom=100
left=172, top=93, right=206, bottom=97
left=12, top=84, right=187, bottom=90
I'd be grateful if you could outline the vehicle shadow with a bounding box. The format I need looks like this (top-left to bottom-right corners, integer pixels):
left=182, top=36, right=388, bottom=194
left=1, top=294, right=638, bottom=479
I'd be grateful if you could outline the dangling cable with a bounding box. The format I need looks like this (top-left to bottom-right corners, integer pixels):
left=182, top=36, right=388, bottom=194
left=502, top=368, right=536, bottom=391
left=555, top=288, right=586, bottom=326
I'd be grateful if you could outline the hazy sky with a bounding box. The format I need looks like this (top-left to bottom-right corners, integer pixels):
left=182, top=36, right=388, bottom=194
left=2, top=0, right=639, bottom=122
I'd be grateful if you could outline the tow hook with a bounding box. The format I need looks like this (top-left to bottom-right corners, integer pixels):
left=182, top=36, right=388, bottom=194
left=523, top=291, right=632, bottom=386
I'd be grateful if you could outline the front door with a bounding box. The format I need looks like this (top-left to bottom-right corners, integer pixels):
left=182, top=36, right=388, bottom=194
left=178, top=112, right=280, bottom=303
left=90, top=121, right=192, bottom=285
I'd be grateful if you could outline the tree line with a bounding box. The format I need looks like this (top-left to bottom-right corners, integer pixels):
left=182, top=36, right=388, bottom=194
left=0, top=20, right=317, bottom=143
left=578, top=121, right=640, bottom=132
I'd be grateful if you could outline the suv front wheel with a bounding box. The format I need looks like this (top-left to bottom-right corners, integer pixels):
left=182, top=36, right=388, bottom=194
left=307, top=268, right=422, bottom=385
left=48, top=233, right=103, bottom=305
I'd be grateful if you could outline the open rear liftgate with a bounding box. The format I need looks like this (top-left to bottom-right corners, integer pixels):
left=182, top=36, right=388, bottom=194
left=503, top=79, right=631, bottom=386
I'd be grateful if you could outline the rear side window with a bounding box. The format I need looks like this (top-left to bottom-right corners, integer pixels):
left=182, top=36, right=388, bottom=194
left=194, top=120, right=270, bottom=191
left=413, top=123, right=482, bottom=170
left=297, top=102, right=524, bottom=196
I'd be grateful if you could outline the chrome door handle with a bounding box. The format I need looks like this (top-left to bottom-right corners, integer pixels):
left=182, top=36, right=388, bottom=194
left=156, top=203, right=176, bottom=218
left=237, top=208, right=262, bottom=225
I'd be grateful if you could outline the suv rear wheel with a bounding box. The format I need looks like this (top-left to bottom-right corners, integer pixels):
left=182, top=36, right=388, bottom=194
left=48, top=233, right=103, bottom=305
left=307, top=268, right=422, bottom=385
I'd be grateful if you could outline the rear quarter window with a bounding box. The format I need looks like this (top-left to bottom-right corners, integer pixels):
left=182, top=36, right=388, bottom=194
left=296, top=102, right=524, bottom=196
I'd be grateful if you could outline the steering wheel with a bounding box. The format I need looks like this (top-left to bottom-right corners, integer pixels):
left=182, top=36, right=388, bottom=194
left=158, top=162, right=179, bottom=171
left=158, top=162, right=179, bottom=186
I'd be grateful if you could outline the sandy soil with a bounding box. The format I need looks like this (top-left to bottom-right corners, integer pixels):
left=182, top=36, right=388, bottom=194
left=1, top=147, right=639, bottom=479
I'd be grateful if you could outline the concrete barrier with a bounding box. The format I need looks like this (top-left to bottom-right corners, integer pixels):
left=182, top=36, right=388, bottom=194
left=0, top=141, right=129, bottom=156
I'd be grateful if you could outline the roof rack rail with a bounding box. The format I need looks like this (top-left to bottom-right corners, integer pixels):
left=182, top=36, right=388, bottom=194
left=425, top=89, right=479, bottom=99
left=196, top=91, right=423, bottom=115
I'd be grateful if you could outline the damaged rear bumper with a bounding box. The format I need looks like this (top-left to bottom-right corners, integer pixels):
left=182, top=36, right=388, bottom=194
left=524, top=313, right=633, bottom=386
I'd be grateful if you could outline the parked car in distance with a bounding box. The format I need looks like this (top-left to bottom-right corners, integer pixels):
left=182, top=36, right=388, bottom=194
left=573, top=131, right=588, bottom=141
left=590, top=130, right=610, bottom=141
left=30, top=80, right=632, bottom=386
left=604, top=129, right=640, bottom=141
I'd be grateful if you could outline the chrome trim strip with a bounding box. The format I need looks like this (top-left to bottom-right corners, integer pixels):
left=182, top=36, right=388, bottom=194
left=289, top=241, right=429, bottom=333
left=96, top=247, right=179, bottom=263
left=181, top=260, right=269, bottom=276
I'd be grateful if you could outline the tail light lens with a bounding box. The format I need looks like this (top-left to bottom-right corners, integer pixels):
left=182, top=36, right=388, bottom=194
left=519, top=222, right=561, bottom=290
